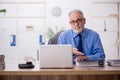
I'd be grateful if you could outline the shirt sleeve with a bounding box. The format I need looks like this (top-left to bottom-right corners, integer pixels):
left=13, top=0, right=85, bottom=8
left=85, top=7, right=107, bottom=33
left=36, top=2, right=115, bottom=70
left=87, top=34, right=105, bottom=61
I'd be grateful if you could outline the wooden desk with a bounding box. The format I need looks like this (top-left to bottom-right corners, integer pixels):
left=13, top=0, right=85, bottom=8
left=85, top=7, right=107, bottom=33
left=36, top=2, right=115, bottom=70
left=0, top=64, right=120, bottom=80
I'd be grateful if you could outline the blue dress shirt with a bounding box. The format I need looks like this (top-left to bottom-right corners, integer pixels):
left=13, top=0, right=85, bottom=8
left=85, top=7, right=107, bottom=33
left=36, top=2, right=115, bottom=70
left=57, top=28, right=105, bottom=62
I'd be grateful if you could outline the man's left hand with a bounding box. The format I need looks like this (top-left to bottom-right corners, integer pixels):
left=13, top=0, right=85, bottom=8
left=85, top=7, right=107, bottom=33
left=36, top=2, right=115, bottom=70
left=75, top=55, right=88, bottom=61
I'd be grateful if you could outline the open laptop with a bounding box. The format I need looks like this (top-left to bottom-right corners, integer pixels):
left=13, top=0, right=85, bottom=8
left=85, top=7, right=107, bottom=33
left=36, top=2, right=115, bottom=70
left=39, top=45, right=73, bottom=69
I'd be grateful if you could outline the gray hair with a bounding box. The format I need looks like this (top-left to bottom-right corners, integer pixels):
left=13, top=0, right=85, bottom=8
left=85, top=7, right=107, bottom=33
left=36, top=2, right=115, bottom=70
left=69, top=10, right=84, bottom=17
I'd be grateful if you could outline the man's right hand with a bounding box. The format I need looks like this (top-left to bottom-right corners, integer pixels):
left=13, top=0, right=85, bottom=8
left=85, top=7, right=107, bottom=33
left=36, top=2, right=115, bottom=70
left=72, top=48, right=84, bottom=56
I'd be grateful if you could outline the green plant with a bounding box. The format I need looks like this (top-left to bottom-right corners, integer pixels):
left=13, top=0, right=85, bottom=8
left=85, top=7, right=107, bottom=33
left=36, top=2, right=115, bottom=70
left=46, top=27, right=54, bottom=39
left=46, top=26, right=65, bottom=39
left=0, top=9, right=7, bottom=13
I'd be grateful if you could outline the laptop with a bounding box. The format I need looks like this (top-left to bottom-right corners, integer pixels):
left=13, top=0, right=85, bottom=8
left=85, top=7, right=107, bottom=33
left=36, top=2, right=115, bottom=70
left=39, top=45, right=73, bottom=69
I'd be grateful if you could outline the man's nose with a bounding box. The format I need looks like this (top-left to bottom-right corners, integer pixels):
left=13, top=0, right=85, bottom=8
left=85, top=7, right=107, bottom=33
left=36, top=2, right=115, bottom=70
left=74, top=22, right=79, bottom=26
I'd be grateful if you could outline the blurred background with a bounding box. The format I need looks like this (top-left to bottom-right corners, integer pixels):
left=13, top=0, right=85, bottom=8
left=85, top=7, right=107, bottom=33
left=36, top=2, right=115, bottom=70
left=0, top=0, right=120, bottom=64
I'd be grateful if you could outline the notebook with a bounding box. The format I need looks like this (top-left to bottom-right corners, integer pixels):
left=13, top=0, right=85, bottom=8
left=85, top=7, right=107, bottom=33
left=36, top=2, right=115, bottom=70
left=75, top=60, right=104, bottom=67
left=107, top=59, right=120, bottom=66
left=39, top=45, right=73, bottom=69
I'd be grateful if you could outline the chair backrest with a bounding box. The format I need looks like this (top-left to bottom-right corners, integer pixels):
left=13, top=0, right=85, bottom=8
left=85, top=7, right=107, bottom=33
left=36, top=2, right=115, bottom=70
left=48, top=30, right=65, bottom=44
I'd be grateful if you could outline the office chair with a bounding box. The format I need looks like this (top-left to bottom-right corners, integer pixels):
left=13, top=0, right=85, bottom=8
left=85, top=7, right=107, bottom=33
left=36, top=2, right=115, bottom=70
left=48, top=30, right=65, bottom=44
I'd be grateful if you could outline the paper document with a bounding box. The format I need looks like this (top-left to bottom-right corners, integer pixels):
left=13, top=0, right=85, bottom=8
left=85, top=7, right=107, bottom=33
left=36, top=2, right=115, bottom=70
left=76, top=61, right=100, bottom=67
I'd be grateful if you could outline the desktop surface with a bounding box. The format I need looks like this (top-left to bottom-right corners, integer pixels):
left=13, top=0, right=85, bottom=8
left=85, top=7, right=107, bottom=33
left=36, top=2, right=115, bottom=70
left=0, top=64, right=120, bottom=80
left=0, top=64, right=120, bottom=75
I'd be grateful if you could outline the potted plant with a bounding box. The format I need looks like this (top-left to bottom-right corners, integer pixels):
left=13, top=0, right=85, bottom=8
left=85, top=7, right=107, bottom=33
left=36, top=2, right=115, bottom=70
left=46, top=27, right=55, bottom=39
left=0, top=9, right=7, bottom=16
left=0, top=9, right=6, bottom=13
left=46, top=26, right=65, bottom=39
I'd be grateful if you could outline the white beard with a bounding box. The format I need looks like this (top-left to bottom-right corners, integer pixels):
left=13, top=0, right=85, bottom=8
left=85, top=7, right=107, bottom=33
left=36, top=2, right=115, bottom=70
left=72, top=26, right=84, bottom=34
left=73, top=30, right=81, bottom=34
left=73, top=28, right=83, bottom=34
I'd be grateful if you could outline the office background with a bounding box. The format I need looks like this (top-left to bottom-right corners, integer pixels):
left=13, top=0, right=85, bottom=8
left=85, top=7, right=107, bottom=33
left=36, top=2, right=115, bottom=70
left=0, top=0, right=120, bottom=64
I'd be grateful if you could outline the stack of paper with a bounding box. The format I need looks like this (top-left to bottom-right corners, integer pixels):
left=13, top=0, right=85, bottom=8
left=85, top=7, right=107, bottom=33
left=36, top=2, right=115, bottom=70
left=75, top=60, right=104, bottom=67
left=107, top=59, right=120, bottom=66
left=0, top=53, right=5, bottom=70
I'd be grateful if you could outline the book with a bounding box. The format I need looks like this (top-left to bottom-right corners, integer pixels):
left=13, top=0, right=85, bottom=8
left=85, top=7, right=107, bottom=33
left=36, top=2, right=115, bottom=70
left=107, top=59, right=120, bottom=66
left=75, top=60, right=104, bottom=67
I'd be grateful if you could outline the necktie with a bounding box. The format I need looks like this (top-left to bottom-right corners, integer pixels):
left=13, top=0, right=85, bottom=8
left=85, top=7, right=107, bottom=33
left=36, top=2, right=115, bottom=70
left=77, top=34, right=83, bottom=52
left=73, top=34, right=83, bottom=64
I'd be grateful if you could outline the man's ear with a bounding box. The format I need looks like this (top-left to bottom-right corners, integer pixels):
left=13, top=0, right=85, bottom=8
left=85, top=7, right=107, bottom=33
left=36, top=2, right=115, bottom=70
left=83, top=18, right=86, bottom=24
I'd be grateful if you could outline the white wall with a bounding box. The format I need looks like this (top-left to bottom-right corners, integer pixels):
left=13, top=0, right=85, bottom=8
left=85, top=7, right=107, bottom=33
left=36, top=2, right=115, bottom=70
left=46, top=0, right=92, bottom=32
left=45, top=0, right=120, bottom=33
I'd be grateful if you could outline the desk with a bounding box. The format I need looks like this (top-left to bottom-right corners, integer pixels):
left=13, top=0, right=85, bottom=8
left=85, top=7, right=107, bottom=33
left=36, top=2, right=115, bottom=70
left=0, top=64, right=120, bottom=80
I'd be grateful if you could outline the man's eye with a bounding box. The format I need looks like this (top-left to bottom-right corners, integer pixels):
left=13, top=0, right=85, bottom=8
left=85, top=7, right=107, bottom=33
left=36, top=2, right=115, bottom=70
left=77, top=19, right=83, bottom=22
left=70, top=21, right=75, bottom=23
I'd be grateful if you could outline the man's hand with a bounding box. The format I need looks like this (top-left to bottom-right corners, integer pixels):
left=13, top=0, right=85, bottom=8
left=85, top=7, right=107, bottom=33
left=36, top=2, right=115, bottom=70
left=73, top=48, right=84, bottom=56
left=72, top=48, right=88, bottom=61
left=75, top=56, right=88, bottom=61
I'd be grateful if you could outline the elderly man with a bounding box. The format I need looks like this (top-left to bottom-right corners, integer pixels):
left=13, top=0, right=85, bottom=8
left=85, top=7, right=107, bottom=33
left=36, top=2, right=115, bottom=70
left=57, top=10, right=105, bottom=64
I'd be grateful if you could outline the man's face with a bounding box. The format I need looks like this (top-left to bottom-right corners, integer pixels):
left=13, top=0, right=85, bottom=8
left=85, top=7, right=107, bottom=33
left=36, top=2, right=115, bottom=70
left=69, top=12, right=85, bottom=34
